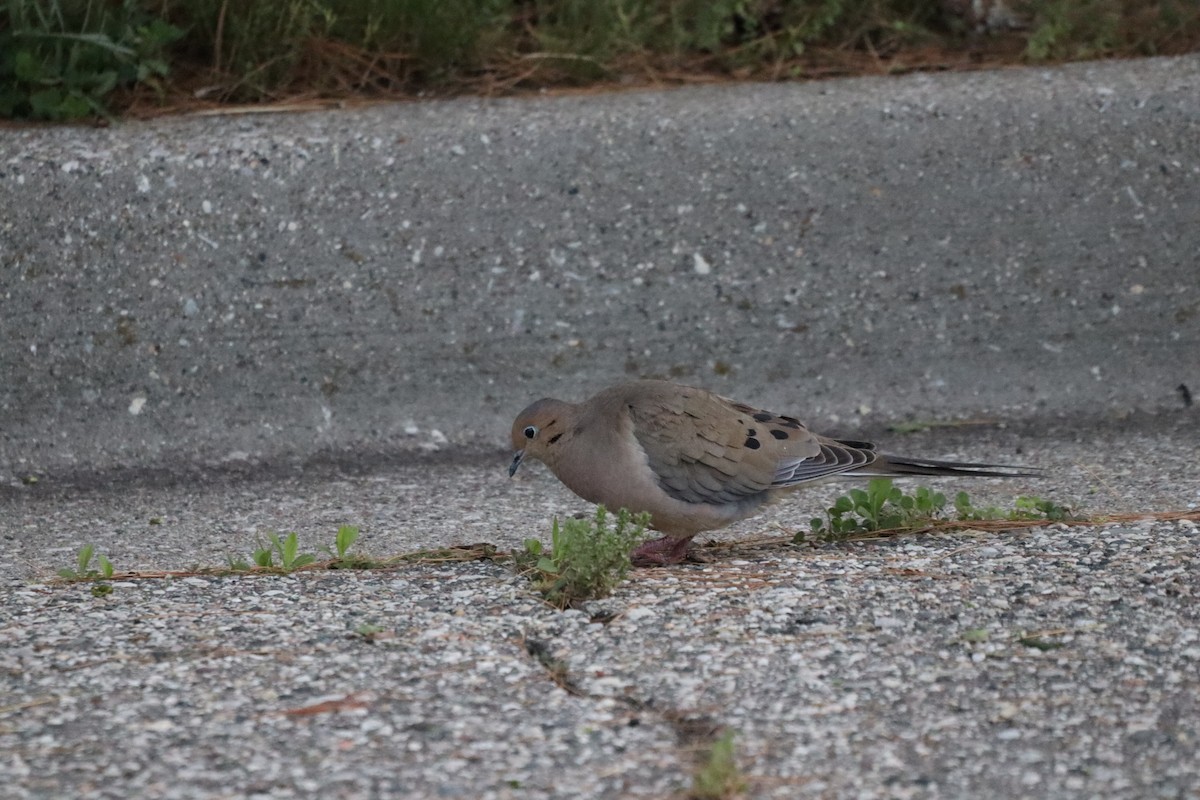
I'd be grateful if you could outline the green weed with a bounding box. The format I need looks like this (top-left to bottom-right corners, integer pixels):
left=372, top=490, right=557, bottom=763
left=690, top=729, right=746, bottom=800
left=515, top=506, right=647, bottom=608
left=353, top=622, right=392, bottom=642
left=803, top=479, right=1077, bottom=542
left=807, top=478, right=950, bottom=539
left=961, top=627, right=990, bottom=643
left=226, top=554, right=252, bottom=572
left=1018, top=633, right=1065, bottom=651
left=251, top=532, right=317, bottom=572
left=58, top=544, right=116, bottom=595
left=954, top=491, right=1078, bottom=522
left=58, top=544, right=114, bottom=581
left=324, top=524, right=378, bottom=569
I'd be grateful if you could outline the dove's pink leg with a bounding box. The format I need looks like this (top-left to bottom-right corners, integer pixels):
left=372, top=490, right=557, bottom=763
left=630, top=535, right=695, bottom=566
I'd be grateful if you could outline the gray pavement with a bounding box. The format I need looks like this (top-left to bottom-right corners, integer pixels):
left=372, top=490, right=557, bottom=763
left=2, top=56, right=1198, bottom=480
left=2, top=55, right=1199, bottom=799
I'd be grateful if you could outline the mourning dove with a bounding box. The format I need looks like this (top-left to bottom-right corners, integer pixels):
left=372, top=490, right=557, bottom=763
left=509, top=380, right=1035, bottom=565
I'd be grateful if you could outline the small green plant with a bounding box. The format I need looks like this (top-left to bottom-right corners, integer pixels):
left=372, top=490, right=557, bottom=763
left=1025, top=0, right=1119, bottom=60
left=58, top=544, right=115, bottom=580
left=324, top=524, right=377, bottom=569
left=353, top=622, right=393, bottom=643
left=807, top=478, right=950, bottom=539
left=1012, top=495, right=1075, bottom=521
left=961, top=628, right=990, bottom=643
left=331, top=524, right=359, bottom=559
left=952, top=490, right=1005, bottom=521
left=515, top=506, right=648, bottom=608
left=226, top=554, right=252, bottom=572
left=226, top=524, right=371, bottom=572
left=251, top=542, right=275, bottom=568
left=954, top=492, right=1078, bottom=522
left=1018, top=633, right=1065, bottom=651
left=803, top=480, right=1077, bottom=542
left=252, top=532, right=316, bottom=572
left=691, top=729, right=746, bottom=800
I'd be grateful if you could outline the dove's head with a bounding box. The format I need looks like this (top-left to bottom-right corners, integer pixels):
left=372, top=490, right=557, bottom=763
left=508, top=398, right=573, bottom=477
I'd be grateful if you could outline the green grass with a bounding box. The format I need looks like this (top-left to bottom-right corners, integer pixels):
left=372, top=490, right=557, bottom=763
left=515, top=506, right=648, bottom=608
left=2, top=0, right=1197, bottom=119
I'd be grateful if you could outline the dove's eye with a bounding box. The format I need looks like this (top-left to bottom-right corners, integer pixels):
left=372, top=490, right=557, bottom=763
left=523, top=425, right=539, bottom=439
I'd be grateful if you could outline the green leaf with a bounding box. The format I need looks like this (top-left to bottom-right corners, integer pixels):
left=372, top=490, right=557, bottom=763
left=77, top=544, right=95, bottom=575
left=288, top=553, right=316, bottom=569
left=13, top=49, right=45, bottom=82
left=57, top=91, right=93, bottom=119
left=89, top=69, right=118, bottom=94
left=252, top=546, right=273, bottom=567
left=335, top=525, right=360, bottom=559
left=16, top=31, right=136, bottom=58
left=281, top=533, right=298, bottom=564
left=137, top=20, right=185, bottom=48
left=29, top=87, right=64, bottom=117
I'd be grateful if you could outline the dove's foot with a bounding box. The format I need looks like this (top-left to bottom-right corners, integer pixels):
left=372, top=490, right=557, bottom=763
left=631, top=535, right=696, bottom=567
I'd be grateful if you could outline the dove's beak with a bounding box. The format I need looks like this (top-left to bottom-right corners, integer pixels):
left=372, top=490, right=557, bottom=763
left=508, top=450, right=525, bottom=477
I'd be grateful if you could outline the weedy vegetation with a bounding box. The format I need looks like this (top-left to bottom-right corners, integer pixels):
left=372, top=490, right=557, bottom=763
left=58, top=544, right=116, bottom=596
left=690, top=729, right=747, bottom=800
left=515, top=506, right=648, bottom=608
left=250, top=532, right=318, bottom=572
left=803, top=478, right=1079, bottom=542
left=55, top=524, right=503, bottom=588
left=58, top=543, right=114, bottom=581
left=3, top=0, right=1197, bottom=119
left=324, top=524, right=378, bottom=569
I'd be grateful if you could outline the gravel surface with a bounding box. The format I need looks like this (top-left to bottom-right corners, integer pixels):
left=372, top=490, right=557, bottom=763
left=2, top=422, right=1197, bottom=798
left=2, top=53, right=1198, bottom=799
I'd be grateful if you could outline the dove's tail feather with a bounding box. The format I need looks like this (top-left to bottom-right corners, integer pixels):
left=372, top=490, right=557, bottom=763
left=850, top=454, right=1040, bottom=479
